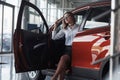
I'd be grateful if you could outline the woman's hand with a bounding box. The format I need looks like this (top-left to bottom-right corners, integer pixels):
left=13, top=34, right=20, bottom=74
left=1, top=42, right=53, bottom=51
left=49, top=20, right=60, bottom=33
left=62, top=19, right=67, bottom=29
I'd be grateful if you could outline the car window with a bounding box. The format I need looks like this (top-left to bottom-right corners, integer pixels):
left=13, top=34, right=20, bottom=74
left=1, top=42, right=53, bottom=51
left=74, top=10, right=88, bottom=25
left=21, top=6, right=47, bottom=34
left=85, top=21, right=109, bottom=29
left=84, top=6, right=110, bottom=29
left=75, top=15, right=84, bottom=25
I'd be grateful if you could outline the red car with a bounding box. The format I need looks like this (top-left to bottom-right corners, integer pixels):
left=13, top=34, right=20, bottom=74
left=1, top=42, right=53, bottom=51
left=13, top=0, right=110, bottom=80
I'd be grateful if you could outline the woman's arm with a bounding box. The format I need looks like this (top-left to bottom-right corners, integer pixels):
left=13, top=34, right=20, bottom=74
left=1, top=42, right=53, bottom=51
left=52, top=19, right=66, bottom=40
left=52, top=29, right=65, bottom=40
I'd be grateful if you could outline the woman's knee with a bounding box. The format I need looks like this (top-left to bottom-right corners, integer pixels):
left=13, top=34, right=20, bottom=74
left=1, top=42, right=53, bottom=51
left=60, top=55, right=70, bottom=61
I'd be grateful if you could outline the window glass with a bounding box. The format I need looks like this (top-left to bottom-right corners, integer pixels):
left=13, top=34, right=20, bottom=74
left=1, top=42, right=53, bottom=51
left=5, top=0, right=19, bottom=6
left=84, top=6, right=110, bottom=29
left=0, top=5, right=2, bottom=52
left=85, top=21, right=108, bottom=29
left=22, top=6, right=47, bottom=34
left=2, top=6, right=13, bottom=52
left=29, top=0, right=35, bottom=4
left=75, top=15, right=83, bottom=25
left=40, top=0, right=47, bottom=8
left=50, top=7, right=57, bottom=23
left=74, top=10, right=88, bottom=27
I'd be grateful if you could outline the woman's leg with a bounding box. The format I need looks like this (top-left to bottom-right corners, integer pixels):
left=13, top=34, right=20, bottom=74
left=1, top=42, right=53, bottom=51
left=51, top=54, right=70, bottom=80
left=58, top=69, right=65, bottom=80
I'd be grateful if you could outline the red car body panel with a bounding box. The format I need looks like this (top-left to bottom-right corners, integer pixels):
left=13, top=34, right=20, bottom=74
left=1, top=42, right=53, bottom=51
left=72, top=26, right=110, bottom=70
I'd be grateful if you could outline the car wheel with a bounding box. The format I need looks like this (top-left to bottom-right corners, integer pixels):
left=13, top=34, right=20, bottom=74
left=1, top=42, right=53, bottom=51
left=102, top=62, right=109, bottom=80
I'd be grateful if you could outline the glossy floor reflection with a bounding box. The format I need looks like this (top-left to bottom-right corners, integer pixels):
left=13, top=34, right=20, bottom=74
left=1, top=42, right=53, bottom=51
left=0, top=54, right=51, bottom=80
left=0, top=54, right=19, bottom=80
left=0, top=54, right=96, bottom=80
left=2, top=54, right=120, bottom=80
left=0, top=54, right=90, bottom=80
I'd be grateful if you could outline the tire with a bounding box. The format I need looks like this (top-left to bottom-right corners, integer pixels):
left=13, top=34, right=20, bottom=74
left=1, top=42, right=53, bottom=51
left=102, top=62, right=109, bottom=80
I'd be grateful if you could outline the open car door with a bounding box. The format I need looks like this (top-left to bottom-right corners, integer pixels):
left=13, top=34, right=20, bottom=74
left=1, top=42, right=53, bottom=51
left=13, top=0, right=50, bottom=73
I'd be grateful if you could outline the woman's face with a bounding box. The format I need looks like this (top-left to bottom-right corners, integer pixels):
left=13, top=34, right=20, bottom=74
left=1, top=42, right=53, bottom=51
left=64, top=13, right=74, bottom=24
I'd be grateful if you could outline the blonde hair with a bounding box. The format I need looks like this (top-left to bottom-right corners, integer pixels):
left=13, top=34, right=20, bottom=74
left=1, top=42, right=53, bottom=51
left=63, top=12, right=76, bottom=29
left=64, top=12, right=75, bottom=23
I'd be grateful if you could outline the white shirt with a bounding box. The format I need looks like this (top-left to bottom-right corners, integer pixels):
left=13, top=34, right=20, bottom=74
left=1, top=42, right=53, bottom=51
left=52, top=24, right=82, bottom=46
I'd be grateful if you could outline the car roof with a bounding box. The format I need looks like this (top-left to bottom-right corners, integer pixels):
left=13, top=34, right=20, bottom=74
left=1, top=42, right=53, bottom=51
left=72, top=0, right=111, bottom=14
left=50, top=0, right=111, bottom=31
left=57, top=0, right=110, bottom=23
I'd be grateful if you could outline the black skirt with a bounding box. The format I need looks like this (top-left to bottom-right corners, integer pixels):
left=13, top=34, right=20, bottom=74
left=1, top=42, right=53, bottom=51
left=64, top=46, right=72, bottom=57
left=64, top=46, right=72, bottom=68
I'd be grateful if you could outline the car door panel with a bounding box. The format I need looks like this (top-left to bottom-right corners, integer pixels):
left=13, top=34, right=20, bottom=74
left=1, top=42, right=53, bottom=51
left=21, top=30, right=48, bottom=67
left=13, top=0, right=49, bottom=73
left=14, top=29, right=49, bottom=73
